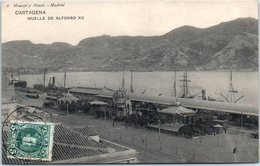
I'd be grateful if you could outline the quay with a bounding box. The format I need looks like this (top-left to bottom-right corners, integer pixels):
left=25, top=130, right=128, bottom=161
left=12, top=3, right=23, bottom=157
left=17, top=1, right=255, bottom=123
left=2, top=71, right=258, bottom=163
left=52, top=112, right=258, bottom=163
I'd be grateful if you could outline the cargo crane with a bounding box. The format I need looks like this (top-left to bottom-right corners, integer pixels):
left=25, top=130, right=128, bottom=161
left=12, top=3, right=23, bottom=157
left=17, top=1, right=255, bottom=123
left=220, top=70, right=244, bottom=103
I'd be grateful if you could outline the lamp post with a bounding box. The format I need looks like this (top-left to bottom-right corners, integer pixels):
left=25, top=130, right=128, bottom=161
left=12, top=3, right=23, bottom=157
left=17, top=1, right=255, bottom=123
left=241, top=112, right=244, bottom=135
left=104, top=108, right=106, bottom=129
left=158, top=118, right=161, bottom=150
left=145, top=134, right=147, bottom=146
left=64, top=64, right=67, bottom=88
left=66, top=91, right=69, bottom=116
left=148, top=109, right=150, bottom=126
left=192, top=149, right=195, bottom=160
left=175, top=142, right=178, bottom=154
left=66, top=101, right=69, bottom=116
left=217, top=135, right=219, bottom=147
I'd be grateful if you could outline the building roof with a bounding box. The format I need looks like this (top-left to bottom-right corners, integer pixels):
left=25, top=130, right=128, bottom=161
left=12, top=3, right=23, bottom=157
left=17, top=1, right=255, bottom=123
left=129, top=93, right=257, bottom=116
left=177, top=98, right=258, bottom=116
left=2, top=143, right=105, bottom=165
left=61, top=83, right=258, bottom=116
left=96, top=88, right=114, bottom=98
left=69, top=87, right=103, bottom=95
left=54, top=124, right=106, bottom=148
left=73, top=126, right=99, bottom=136
left=129, top=93, right=179, bottom=105
left=2, top=124, right=108, bottom=164
left=96, top=91, right=258, bottom=116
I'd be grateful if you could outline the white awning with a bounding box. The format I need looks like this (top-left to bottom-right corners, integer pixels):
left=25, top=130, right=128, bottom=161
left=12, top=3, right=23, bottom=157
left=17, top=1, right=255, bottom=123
left=159, top=106, right=195, bottom=116
left=90, top=100, right=108, bottom=106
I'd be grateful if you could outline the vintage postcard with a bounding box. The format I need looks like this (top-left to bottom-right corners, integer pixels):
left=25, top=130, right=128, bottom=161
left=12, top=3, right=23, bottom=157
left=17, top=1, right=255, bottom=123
left=1, top=0, right=258, bottom=164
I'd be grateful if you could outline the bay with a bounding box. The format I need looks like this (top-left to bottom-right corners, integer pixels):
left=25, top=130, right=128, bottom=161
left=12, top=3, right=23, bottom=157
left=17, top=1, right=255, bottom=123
left=20, top=71, right=258, bottom=106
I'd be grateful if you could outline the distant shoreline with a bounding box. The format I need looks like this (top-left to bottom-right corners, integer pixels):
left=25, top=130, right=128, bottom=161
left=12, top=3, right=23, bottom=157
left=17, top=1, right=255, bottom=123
left=15, top=69, right=258, bottom=76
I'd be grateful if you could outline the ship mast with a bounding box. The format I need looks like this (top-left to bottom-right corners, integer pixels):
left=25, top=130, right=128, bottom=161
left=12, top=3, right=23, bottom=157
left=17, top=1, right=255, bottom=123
left=63, top=61, right=72, bottom=88
left=171, top=71, right=177, bottom=97
left=229, top=70, right=235, bottom=103
left=174, top=71, right=177, bottom=97
left=130, top=71, right=134, bottom=93
left=64, top=67, right=67, bottom=88
left=43, top=68, right=47, bottom=87
left=122, top=70, right=125, bottom=91
left=130, top=56, right=134, bottom=93
left=179, top=71, right=190, bottom=98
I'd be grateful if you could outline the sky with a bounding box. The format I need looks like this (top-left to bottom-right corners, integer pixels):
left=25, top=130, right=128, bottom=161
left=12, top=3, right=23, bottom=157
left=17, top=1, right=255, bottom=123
left=1, top=0, right=258, bottom=45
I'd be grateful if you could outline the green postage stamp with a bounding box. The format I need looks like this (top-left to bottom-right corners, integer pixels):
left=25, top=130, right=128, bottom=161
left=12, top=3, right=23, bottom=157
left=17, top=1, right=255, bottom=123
left=7, top=121, right=55, bottom=161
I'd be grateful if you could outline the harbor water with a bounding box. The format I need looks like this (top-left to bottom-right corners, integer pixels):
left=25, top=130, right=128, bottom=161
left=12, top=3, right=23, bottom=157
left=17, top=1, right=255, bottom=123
left=20, top=71, right=258, bottom=106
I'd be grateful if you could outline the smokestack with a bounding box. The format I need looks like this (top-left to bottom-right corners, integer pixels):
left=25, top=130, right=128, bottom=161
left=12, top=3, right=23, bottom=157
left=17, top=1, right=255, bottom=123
left=202, top=89, right=206, bottom=100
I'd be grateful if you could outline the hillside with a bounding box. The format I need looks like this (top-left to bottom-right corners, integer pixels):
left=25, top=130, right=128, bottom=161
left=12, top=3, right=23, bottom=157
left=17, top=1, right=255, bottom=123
left=2, top=17, right=258, bottom=73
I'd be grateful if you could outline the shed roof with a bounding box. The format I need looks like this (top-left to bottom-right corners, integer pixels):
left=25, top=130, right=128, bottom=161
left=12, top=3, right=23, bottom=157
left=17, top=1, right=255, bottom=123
left=177, top=98, right=258, bottom=116
left=96, top=88, right=115, bottom=98
left=129, top=93, right=258, bottom=116
left=129, top=93, right=178, bottom=105
left=69, top=87, right=103, bottom=95
left=96, top=91, right=258, bottom=116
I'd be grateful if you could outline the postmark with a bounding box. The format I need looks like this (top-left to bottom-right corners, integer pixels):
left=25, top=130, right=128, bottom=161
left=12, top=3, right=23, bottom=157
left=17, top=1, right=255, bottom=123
left=7, top=121, right=55, bottom=161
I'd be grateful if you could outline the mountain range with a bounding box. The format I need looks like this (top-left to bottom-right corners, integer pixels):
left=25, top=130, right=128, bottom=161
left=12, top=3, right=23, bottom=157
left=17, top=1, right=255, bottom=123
left=2, top=17, right=258, bottom=73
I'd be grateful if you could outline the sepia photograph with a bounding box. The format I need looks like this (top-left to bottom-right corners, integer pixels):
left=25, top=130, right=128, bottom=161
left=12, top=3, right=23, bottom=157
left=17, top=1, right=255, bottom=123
left=1, top=0, right=259, bottom=164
